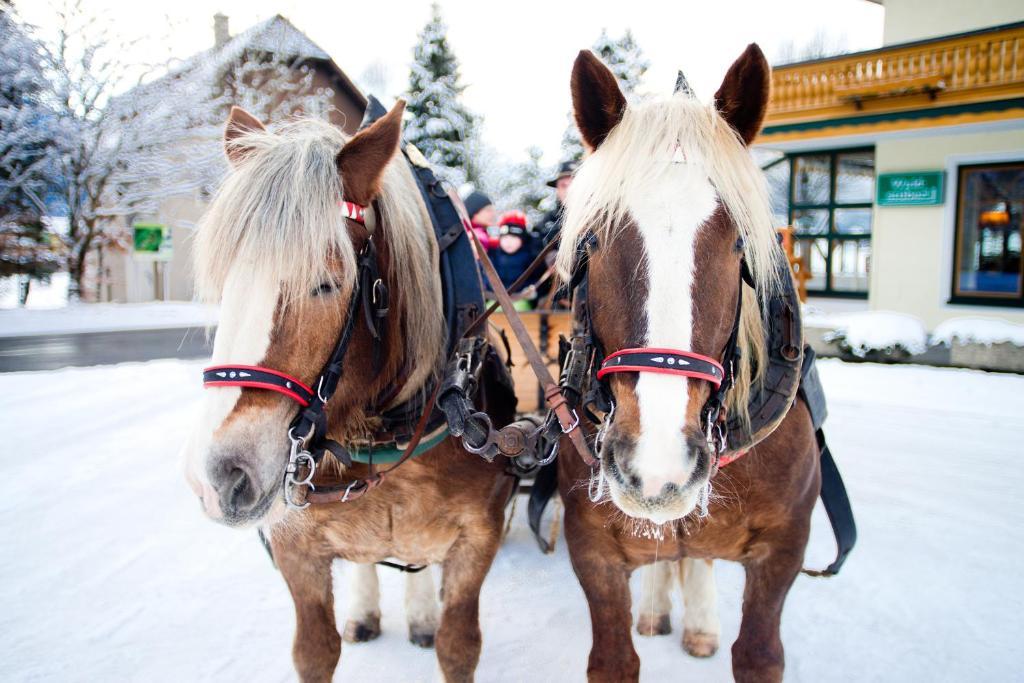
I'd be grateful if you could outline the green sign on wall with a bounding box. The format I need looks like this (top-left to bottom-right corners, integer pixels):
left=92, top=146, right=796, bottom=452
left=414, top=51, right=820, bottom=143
left=133, top=223, right=172, bottom=261
left=877, top=171, right=945, bottom=206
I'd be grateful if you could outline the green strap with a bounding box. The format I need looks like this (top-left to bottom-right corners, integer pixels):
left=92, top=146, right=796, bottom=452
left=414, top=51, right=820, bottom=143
left=348, top=426, right=450, bottom=465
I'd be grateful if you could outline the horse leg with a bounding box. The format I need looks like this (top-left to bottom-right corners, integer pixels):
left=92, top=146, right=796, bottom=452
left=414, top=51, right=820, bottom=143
left=342, top=563, right=382, bottom=643
left=636, top=561, right=674, bottom=636
left=680, top=558, right=720, bottom=658
left=274, top=547, right=341, bottom=683
left=564, top=512, right=639, bottom=682
left=435, top=530, right=501, bottom=682
left=405, top=567, right=440, bottom=648
left=732, top=545, right=805, bottom=683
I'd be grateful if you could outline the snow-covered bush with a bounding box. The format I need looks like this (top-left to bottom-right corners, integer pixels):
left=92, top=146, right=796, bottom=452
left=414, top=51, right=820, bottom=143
left=820, top=311, right=928, bottom=359
left=932, top=318, right=1024, bottom=348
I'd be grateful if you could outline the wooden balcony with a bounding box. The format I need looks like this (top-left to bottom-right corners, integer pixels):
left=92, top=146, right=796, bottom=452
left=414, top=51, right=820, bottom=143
left=764, top=22, right=1024, bottom=128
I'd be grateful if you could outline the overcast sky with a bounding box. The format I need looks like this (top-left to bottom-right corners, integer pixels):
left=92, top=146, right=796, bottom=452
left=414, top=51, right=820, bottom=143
left=22, top=0, right=884, bottom=165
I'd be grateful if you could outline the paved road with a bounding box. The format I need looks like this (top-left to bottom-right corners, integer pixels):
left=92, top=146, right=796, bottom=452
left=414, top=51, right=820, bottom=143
left=0, top=327, right=213, bottom=372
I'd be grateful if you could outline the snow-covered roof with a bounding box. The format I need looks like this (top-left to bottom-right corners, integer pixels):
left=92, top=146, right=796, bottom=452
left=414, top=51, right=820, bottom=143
left=119, top=15, right=362, bottom=112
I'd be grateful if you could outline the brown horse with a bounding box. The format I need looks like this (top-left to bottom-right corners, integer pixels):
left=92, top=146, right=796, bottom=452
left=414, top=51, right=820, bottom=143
left=182, top=102, right=516, bottom=682
left=554, top=45, right=820, bottom=682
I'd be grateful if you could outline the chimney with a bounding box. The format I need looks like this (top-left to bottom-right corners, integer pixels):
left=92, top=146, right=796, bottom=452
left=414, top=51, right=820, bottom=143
left=213, top=13, right=230, bottom=49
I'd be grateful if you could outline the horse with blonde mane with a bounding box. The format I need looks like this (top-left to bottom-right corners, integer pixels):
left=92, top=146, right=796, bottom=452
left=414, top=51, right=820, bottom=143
left=554, top=45, right=822, bottom=682
left=182, top=101, right=517, bottom=682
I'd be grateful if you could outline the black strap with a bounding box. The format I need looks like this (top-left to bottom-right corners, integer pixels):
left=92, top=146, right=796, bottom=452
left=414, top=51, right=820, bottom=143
left=803, top=428, right=857, bottom=577
left=527, top=461, right=560, bottom=553
left=289, top=248, right=367, bottom=445
left=376, top=559, right=429, bottom=573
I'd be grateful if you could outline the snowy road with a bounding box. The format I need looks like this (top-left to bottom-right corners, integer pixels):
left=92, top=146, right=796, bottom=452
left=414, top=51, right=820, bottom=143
left=1, top=359, right=1022, bottom=681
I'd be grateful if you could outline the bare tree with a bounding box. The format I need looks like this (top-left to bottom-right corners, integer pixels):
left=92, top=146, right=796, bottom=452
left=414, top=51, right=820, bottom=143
left=27, top=1, right=333, bottom=299
left=774, top=29, right=850, bottom=65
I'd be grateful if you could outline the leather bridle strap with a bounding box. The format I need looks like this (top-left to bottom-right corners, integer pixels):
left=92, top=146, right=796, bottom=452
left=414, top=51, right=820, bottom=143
left=469, top=230, right=597, bottom=467
left=597, top=348, right=725, bottom=386
left=203, top=365, right=315, bottom=406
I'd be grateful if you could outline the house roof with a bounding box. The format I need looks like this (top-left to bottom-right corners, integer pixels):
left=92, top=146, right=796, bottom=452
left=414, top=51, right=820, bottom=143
left=122, top=14, right=365, bottom=113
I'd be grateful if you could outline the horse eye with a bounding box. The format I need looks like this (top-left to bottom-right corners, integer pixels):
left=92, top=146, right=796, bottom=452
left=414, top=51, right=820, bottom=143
left=312, top=281, right=336, bottom=297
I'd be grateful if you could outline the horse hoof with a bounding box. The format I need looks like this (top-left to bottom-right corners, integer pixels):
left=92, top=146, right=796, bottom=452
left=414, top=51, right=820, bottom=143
left=409, top=629, right=435, bottom=648
left=343, top=616, right=381, bottom=643
left=636, top=613, right=672, bottom=636
left=682, top=629, right=719, bottom=658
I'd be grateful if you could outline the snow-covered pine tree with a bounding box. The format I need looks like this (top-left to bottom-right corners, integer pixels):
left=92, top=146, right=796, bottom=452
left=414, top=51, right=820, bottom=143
left=506, top=146, right=553, bottom=227
left=0, top=7, right=61, bottom=303
left=405, top=3, right=475, bottom=186
left=562, top=28, right=650, bottom=161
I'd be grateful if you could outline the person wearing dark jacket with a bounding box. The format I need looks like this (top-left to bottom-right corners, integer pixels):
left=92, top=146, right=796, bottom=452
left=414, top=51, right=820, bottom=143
left=538, top=159, right=578, bottom=248
left=488, top=210, right=539, bottom=310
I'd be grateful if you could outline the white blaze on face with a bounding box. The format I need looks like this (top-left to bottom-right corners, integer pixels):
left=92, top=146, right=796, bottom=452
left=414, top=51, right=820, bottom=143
left=182, top=264, right=280, bottom=511
left=628, top=156, right=717, bottom=498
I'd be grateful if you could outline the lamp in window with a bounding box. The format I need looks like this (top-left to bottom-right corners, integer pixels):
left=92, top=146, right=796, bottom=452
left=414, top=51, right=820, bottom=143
left=979, top=202, right=1010, bottom=227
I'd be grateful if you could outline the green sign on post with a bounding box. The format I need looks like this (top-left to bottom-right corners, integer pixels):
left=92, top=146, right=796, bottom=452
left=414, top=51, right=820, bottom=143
left=877, top=171, right=945, bottom=206
left=133, top=223, right=172, bottom=261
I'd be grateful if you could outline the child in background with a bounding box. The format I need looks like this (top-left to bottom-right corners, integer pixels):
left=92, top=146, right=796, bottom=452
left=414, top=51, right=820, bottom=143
left=462, top=190, right=499, bottom=251
left=489, top=210, right=540, bottom=310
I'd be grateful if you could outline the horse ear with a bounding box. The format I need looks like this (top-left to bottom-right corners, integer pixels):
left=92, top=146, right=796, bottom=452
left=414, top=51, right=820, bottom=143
left=338, top=100, right=405, bottom=205
left=714, top=43, right=771, bottom=145
left=571, top=50, right=627, bottom=152
left=223, top=106, right=267, bottom=166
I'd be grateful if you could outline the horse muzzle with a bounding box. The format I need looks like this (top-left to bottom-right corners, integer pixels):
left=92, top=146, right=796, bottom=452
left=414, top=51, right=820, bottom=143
left=600, top=432, right=712, bottom=524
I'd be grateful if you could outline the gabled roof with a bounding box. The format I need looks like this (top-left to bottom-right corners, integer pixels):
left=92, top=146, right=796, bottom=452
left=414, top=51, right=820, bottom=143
left=122, top=14, right=365, bottom=112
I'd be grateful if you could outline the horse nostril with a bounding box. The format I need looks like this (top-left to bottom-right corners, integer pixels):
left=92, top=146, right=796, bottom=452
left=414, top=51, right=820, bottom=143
left=226, top=468, right=253, bottom=510
left=210, top=457, right=260, bottom=517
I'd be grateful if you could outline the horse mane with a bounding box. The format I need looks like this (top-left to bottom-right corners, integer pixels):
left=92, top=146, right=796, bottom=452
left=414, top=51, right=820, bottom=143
left=194, top=118, right=444, bottom=394
left=557, top=95, right=787, bottom=424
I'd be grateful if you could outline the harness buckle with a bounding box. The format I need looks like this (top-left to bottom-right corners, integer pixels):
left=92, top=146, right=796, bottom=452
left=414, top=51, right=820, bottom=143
left=560, top=409, right=580, bottom=434
left=284, top=429, right=317, bottom=510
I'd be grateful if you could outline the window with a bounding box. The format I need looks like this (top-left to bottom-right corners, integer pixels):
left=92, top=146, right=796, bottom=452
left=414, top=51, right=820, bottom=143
left=787, top=148, right=874, bottom=297
left=951, top=162, right=1024, bottom=307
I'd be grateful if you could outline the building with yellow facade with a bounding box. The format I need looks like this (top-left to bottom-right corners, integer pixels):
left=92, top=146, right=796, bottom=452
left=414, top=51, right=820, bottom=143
left=757, top=0, right=1024, bottom=331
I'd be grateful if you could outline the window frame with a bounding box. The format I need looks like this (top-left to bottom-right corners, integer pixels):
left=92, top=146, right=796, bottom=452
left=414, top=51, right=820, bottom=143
left=787, top=146, right=875, bottom=299
left=948, top=160, right=1024, bottom=308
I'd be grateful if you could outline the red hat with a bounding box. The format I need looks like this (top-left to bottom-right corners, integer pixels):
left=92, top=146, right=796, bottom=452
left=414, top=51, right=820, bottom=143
left=499, top=210, right=527, bottom=229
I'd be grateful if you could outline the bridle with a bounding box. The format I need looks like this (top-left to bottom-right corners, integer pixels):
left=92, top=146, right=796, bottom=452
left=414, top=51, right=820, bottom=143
left=557, top=232, right=752, bottom=468
left=202, top=200, right=397, bottom=508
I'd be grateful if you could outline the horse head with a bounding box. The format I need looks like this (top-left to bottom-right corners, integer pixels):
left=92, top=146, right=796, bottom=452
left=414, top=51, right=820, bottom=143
left=559, top=44, right=784, bottom=524
left=183, top=102, right=444, bottom=527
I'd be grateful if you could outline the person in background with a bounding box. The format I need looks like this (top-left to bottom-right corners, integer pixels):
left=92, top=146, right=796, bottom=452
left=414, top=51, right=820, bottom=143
left=537, top=159, right=578, bottom=248
left=462, top=190, right=499, bottom=251
left=488, top=210, right=540, bottom=310
left=535, top=160, right=578, bottom=307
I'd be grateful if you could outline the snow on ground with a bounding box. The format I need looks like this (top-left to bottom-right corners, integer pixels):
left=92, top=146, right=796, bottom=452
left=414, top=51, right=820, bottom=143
left=2, top=359, right=1023, bottom=681
left=932, top=317, right=1024, bottom=347
left=0, top=301, right=217, bottom=337
left=0, top=273, right=70, bottom=310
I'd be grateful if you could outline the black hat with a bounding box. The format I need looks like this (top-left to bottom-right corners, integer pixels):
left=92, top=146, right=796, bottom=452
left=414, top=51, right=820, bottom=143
left=547, top=160, right=579, bottom=187
left=463, top=190, right=492, bottom=220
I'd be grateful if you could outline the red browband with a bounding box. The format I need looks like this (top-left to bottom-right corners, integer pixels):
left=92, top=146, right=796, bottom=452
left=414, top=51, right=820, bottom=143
left=597, top=347, right=725, bottom=386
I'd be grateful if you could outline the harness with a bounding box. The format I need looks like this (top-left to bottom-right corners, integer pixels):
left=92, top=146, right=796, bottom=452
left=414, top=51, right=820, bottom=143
left=553, top=233, right=754, bottom=465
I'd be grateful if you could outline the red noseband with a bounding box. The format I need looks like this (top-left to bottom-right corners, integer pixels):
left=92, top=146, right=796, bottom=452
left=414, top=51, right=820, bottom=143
left=202, top=365, right=315, bottom=407
left=596, top=347, right=725, bottom=387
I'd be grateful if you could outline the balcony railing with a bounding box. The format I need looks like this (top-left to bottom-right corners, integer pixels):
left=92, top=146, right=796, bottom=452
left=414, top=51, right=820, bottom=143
left=764, top=22, right=1024, bottom=126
